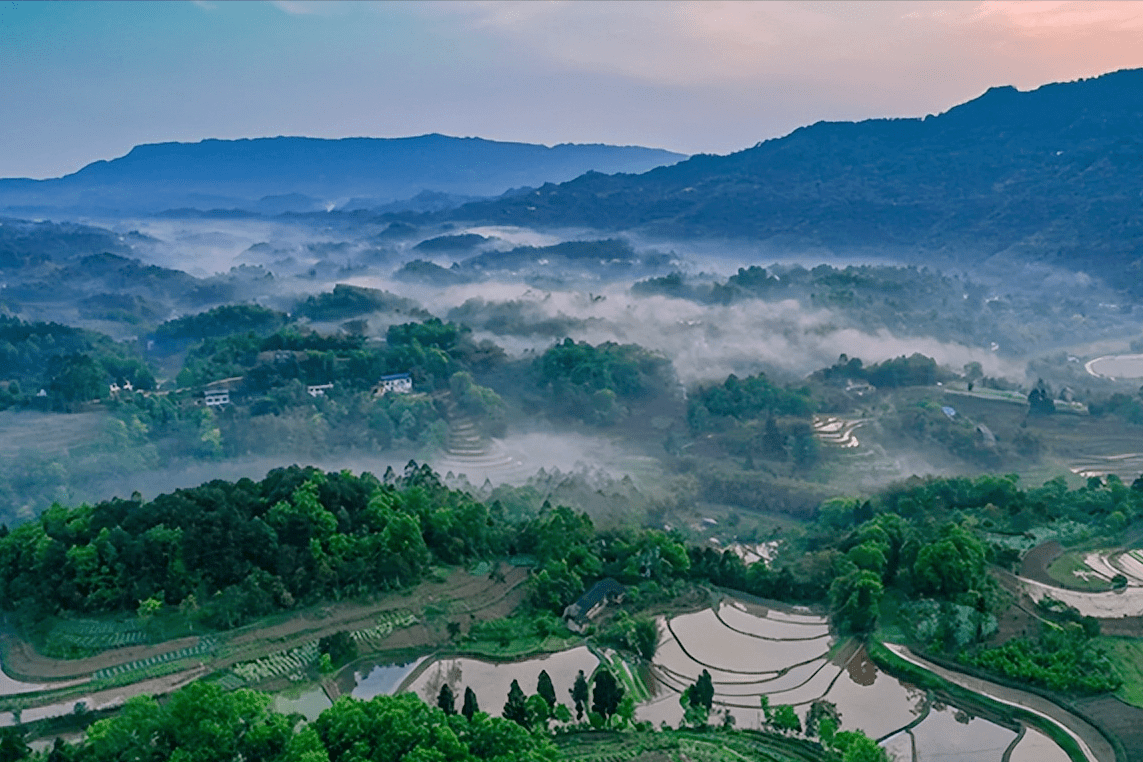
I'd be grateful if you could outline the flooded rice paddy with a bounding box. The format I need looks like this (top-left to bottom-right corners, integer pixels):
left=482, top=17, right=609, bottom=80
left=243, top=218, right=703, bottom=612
left=813, top=415, right=866, bottom=448
left=1086, top=354, right=1143, bottom=380
left=403, top=646, right=599, bottom=716
left=349, top=657, right=427, bottom=700
left=389, top=598, right=1067, bottom=760
left=0, top=599, right=1077, bottom=759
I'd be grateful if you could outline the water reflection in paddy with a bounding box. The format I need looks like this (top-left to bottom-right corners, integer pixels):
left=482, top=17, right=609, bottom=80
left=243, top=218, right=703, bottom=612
left=909, top=705, right=1016, bottom=762
left=1008, top=727, right=1071, bottom=762
left=821, top=647, right=922, bottom=739
left=649, top=597, right=1035, bottom=761
left=403, top=646, right=597, bottom=715
left=350, top=657, right=427, bottom=700
left=668, top=609, right=830, bottom=673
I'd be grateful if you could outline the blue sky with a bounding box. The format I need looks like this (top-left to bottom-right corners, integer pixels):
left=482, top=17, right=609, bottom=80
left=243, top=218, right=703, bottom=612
left=3, top=1, right=1143, bottom=178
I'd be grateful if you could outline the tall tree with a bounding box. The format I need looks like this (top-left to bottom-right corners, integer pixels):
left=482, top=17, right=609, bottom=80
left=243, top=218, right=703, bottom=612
left=591, top=668, right=624, bottom=721
left=537, top=670, right=557, bottom=709
left=683, top=669, right=714, bottom=711
left=769, top=704, right=802, bottom=735
left=436, top=683, right=455, bottom=715
left=461, top=686, right=479, bottom=721
left=503, top=679, right=529, bottom=727
left=570, top=670, right=589, bottom=721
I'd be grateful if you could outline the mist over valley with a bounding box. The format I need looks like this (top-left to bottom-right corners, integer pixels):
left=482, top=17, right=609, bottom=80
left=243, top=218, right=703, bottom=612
left=6, top=63, right=1143, bottom=762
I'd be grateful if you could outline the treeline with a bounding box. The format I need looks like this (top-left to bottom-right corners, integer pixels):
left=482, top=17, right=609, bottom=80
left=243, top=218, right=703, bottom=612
left=524, top=503, right=833, bottom=618
left=148, top=304, right=288, bottom=354
left=293, top=283, right=429, bottom=323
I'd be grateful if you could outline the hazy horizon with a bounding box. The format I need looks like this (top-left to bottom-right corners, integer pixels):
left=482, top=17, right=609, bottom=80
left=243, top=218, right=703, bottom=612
left=3, top=1, right=1143, bottom=179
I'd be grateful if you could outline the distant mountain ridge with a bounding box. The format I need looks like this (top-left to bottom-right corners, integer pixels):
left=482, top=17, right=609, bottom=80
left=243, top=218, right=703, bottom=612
left=0, top=134, right=685, bottom=216
left=454, top=68, right=1143, bottom=293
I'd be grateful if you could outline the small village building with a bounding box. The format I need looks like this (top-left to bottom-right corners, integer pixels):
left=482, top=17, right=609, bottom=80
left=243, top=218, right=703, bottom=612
left=562, top=578, right=626, bottom=633
left=204, top=389, right=230, bottom=407
left=306, top=383, right=334, bottom=398
left=375, top=372, right=413, bottom=396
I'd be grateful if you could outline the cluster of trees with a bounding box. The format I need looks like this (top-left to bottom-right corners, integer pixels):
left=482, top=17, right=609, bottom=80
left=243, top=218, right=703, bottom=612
left=148, top=304, right=288, bottom=355
left=687, top=372, right=815, bottom=432
left=1088, top=389, right=1143, bottom=425
left=960, top=620, right=1118, bottom=694
left=172, top=317, right=506, bottom=398
left=0, top=465, right=509, bottom=628
left=293, top=284, right=428, bottom=323
left=533, top=338, right=674, bottom=425
left=492, top=667, right=627, bottom=732
left=814, top=472, right=1136, bottom=693
left=814, top=353, right=942, bottom=389
left=1, top=683, right=558, bottom=762
left=686, top=372, right=818, bottom=468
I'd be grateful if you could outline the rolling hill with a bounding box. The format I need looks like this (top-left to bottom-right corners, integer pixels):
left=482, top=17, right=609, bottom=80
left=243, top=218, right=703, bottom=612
left=454, top=68, right=1143, bottom=293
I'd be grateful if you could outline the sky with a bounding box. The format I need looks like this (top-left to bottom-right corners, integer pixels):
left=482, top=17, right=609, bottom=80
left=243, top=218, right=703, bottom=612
left=2, top=0, right=1143, bottom=179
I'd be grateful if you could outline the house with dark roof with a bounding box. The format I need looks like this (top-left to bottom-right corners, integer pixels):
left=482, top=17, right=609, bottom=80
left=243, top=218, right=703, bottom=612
left=562, top=578, right=626, bottom=633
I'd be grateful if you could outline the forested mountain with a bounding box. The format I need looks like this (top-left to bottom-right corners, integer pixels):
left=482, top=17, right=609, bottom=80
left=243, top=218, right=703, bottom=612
left=0, top=135, right=685, bottom=216
left=455, top=68, right=1143, bottom=293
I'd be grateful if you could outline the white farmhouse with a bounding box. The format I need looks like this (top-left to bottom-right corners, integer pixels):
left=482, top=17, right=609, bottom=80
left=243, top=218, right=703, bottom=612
left=375, top=372, right=413, bottom=396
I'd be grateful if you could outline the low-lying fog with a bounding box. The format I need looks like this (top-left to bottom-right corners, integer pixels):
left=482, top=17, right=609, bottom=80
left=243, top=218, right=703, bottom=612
left=105, top=216, right=1048, bottom=385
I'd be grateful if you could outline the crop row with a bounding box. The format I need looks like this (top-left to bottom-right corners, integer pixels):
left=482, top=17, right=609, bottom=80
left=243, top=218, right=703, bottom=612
left=53, top=619, right=149, bottom=649
left=92, top=636, right=218, bottom=680
left=56, top=618, right=147, bottom=636
left=231, top=641, right=319, bottom=684
left=350, top=611, right=417, bottom=644
left=211, top=672, right=248, bottom=691
left=56, top=630, right=149, bottom=649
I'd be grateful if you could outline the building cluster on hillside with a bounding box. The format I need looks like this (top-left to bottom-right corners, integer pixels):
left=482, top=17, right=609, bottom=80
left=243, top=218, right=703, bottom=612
left=196, top=372, right=413, bottom=407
